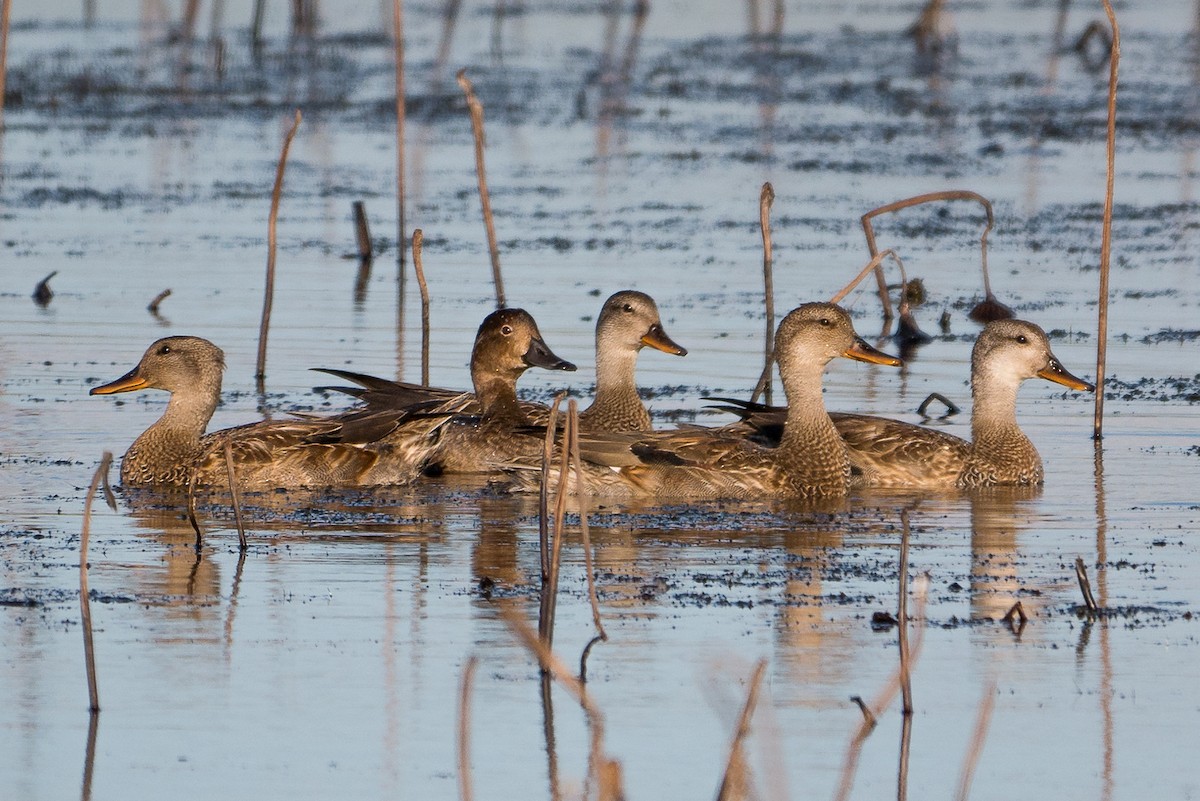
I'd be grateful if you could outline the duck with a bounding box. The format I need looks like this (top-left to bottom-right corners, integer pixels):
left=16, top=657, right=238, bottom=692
left=313, top=307, right=577, bottom=474
left=89, top=336, right=446, bottom=490
left=579, top=290, right=687, bottom=432
left=318, top=290, right=685, bottom=436
left=712, top=318, right=1094, bottom=489
left=509, top=302, right=902, bottom=500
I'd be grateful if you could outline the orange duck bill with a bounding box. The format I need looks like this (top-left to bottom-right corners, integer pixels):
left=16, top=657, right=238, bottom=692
left=89, top=367, right=150, bottom=395
left=843, top=336, right=903, bottom=367
left=640, top=323, right=687, bottom=356
left=1037, top=357, right=1095, bottom=392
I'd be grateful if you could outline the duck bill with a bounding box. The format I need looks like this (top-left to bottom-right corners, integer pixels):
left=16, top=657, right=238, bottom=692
left=843, top=336, right=903, bottom=367
left=641, top=324, right=687, bottom=356
left=523, top=337, right=577, bottom=372
left=1037, top=357, right=1095, bottom=392
left=89, top=366, right=150, bottom=395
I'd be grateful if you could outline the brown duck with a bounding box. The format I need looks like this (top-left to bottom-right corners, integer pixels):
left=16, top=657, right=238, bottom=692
left=319, top=290, right=684, bottom=436
left=511, top=302, right=902, bottom=499
left=714, top=319, right=1094, bottom=489
left=314, top=307, right=576, bottom=474
left=90, top=336, right=444, bottom=490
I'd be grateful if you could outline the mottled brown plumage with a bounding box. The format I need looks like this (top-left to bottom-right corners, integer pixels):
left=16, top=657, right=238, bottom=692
left=510, top=302, right=902, bottom=500
left=320, top=291, right=684, bottom=440
left=715, top=319, right=1094, bottom=489
left=89, top=336, right=443, bottom=490
left=314, top=308, right=576, bottom=475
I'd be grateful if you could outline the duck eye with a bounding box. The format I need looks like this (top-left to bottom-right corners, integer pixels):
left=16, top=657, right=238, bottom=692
left=157, top=345, right=171, bottom=355
left=500, top=325, right=514, bottom=336
left=1015, top=334, right=1028, bottom=344
left=819, top=318, right=831, bottom=327
left=622, top=303, right=634, bottom=313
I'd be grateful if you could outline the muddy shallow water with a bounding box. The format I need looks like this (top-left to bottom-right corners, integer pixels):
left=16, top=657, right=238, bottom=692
left=2, top=1, right=1200, bottom=800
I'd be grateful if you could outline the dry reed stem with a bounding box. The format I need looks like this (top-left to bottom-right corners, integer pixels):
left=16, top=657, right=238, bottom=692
left=456, top=69, right=506, bottom=307
left=1092, top=0, right=1120, bottom=439
left=185, top=466, right=205, bottom=552
left=752, top=182, right=776, bottom=405
left=457, top=655, right=479, bottom=801
left=81, top=707, right=99, bottom=801
left=828, top=248, right=903, bottom=305
left=539, top=394, right=566, bottom=580
left=412, top=229, right=431, bottom=386
left=393, top=0, right=407, bottom=267
left=736, top=246, right=903, bottom=410
left=833, top=573, right=930, bottom=801
left=1074, top=556, right=1099, bottom=617
left=954, top=681, right=998, bottom=801
left=501, top=607, right=624, bottom=801
left=898, top=509, right=913, bottom=715
left=567, top=400, right=606, bottom=645
left=897, top=708, right=913, bottom=801
left=222, top=438, right=248, bottom=551
left=860, top=191, right=995, bottom=317
left=80, top=453, right=114, bottom=713
left=0, top=0, right=11, bottom=131
left=539, top=408, right=574, bottom=653
left=352, top=200, right=373, bottom=261
left=147, top=288, right=172, bottom=315
left=715, top=659, right=769, bottom=801
left=255, top=108, right=303, bottom=383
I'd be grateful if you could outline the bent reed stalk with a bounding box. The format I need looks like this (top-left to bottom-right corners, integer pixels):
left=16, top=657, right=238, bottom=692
left=255, top=108, right=303, bottom=385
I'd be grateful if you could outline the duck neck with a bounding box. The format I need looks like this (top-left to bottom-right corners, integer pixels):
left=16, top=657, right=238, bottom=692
left=585, top=344, right=648, bottom=429
left=969, top=368, right=1040, bottom=478
left=472, top=369, right=526, bottom=424
left=123, top=386, right=218, bottom=484
left=778, top=362, right=848, bottom=483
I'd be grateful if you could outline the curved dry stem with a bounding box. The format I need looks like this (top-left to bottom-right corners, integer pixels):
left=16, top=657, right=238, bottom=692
left=456, top=69, right=506, bottom=307
left=861, top=190, right=996, bottom=315
left=954, top=680, right=998, bottom=801
left=715, top=659, right=769, bottom=801
left=256, top=108, right=303, bottom=383
left=501, top=606, right=624, bottom=801
left=412, top=228, right=431, bottom=386
left=80, top=452, right=113, bottom=713
left=828, top=248, right=905, bottom=305
left=457, top=655, right=479, bottom=801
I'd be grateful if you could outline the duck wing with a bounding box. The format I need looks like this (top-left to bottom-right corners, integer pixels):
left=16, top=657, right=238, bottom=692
left=832, top=413, right=970, bottom=489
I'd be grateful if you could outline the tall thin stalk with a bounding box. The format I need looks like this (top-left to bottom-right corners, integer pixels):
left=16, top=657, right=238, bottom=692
left=80, top=453, right=115, bottom=713
left=0, top=0, right=11, bottom=131
left=539, top=406, right=573, bottom=653
left=567, top=400, right=607, bottom=681
left=1093, top=0, right=1120, bottom=439
left=393, top=0, right=407, bottom=268
left=834, top=574, right=930, bottom=801
left=752, top=182, right=775, bottom=405
left=457, top=655, right=478, bottom=801
left=456, top=69, right=506, bottom=307
left=715, top=659, right=768, bottom=801
left=954, top=681, right=998, bottom=801
left=222, top=438, right=248, bottom=551
left=898, top=509, right=913, bottom=715
left=412, top=229, right=431, bottom=386
left=255, top=109, right=303, bottom=386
